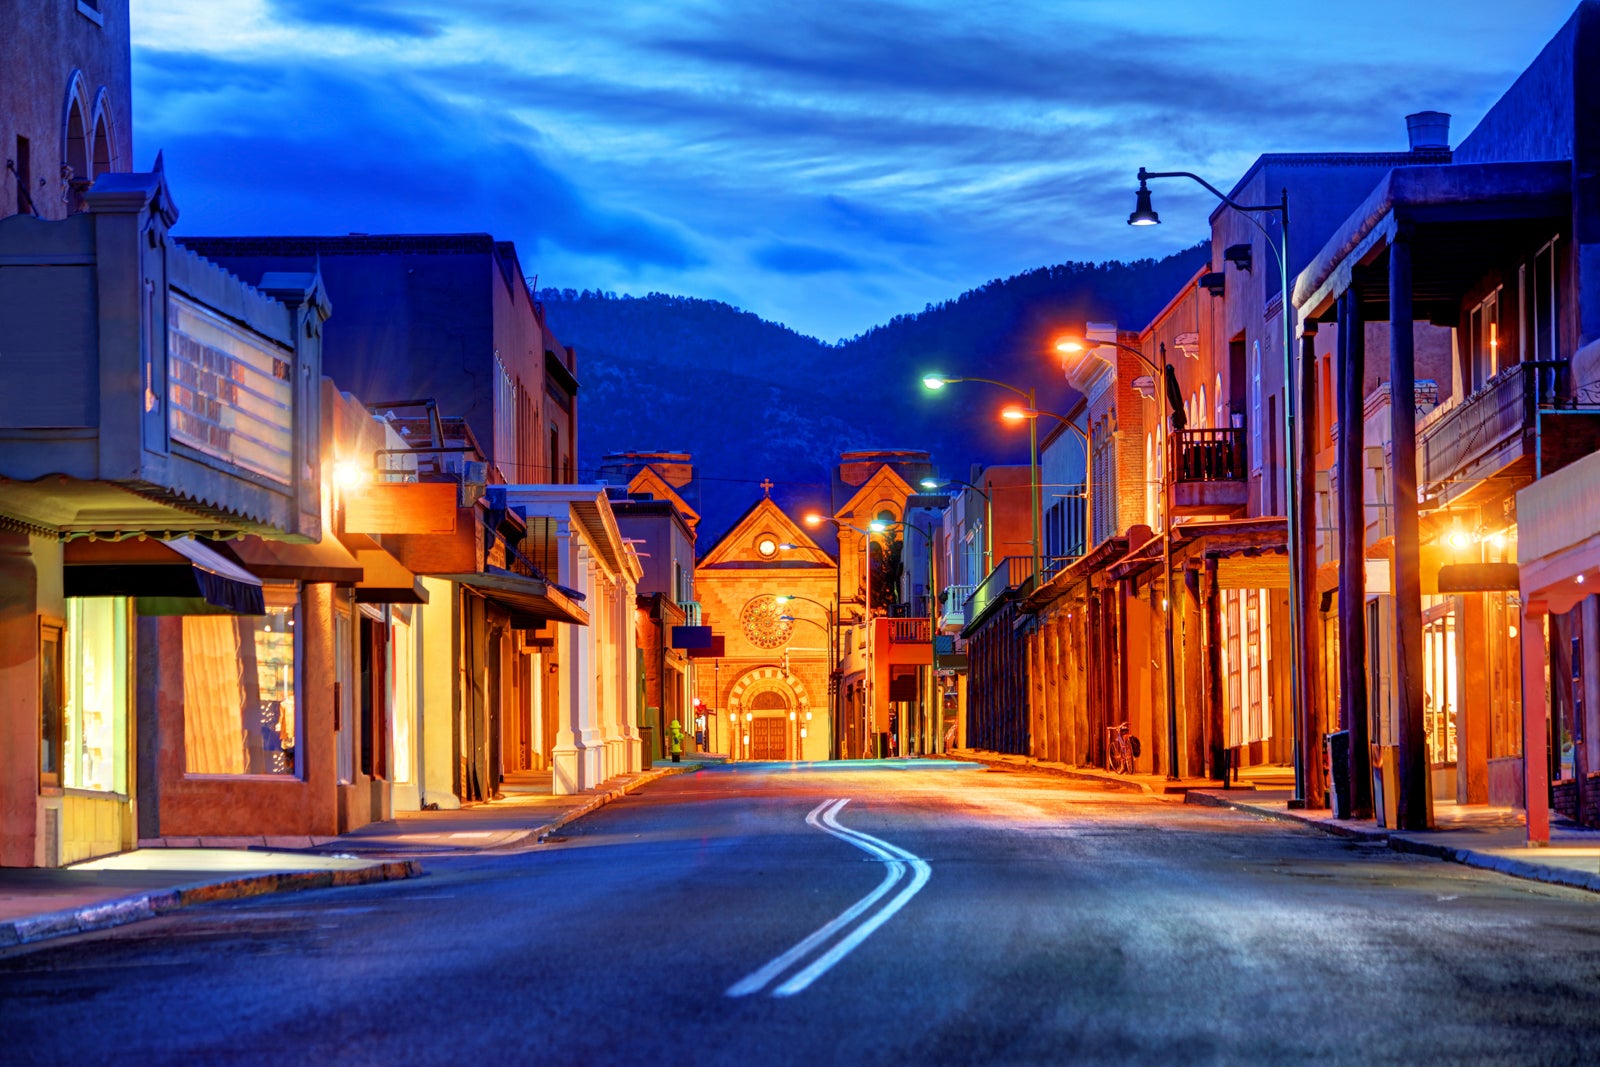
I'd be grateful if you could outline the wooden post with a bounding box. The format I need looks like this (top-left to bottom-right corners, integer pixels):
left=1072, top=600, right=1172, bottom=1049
left=1300, top=322, right=1326, bottom=807
left=1184, top=563, right=1205, bottom=776
left=1204, top=557, right=1227, bottom=784
left=1522, top=604, right=1550, bottom=843
left=1388, top=227, right=1431, bottom=831
left=1338, top=290, right=1373, bottom=816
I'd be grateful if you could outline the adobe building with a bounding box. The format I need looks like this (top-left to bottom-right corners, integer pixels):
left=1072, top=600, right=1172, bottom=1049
left=695, top=496, right=835, bottom=761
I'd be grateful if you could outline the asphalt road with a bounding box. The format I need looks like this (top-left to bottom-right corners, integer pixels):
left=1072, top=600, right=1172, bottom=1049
left=5, top=763, right=1600, bottom=1065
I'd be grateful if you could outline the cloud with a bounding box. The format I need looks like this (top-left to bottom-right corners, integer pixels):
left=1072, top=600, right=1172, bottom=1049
left=134, top=49, right=700, bottom=270
left=752, top=241, right=864, bottom=275
left=266, top=0, right=445, bottom=38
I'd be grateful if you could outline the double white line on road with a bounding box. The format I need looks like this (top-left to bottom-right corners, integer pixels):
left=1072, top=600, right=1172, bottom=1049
left=726, top=798, right=931, bottom=999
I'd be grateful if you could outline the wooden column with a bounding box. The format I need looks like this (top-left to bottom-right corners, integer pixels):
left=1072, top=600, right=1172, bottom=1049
left=1300, top=322, right=1326, bottom=807
left=1337, top=290, right=1373, bottom=816
left=1522, top=604, right=1550, bottom=843
left=1204, top=557, right=1227, bottom=784
left=1183, top=563, right=1205, bottom=777
left=1388, top=228, right=1431, bottom=831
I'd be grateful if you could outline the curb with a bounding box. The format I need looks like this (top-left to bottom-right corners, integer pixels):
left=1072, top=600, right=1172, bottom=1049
left=1185, top=791, right=1600, bottom=895
left=0, top=859, right=422, bottom=951
left=533, top=763, right=695, bottom=844
left=948, top=752, right=1160, bottom=796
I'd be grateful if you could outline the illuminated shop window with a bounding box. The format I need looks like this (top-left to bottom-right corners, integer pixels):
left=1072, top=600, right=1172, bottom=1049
left=63, top=597, right=130, bottom=793
left=182, top=584, right=299, bottom=776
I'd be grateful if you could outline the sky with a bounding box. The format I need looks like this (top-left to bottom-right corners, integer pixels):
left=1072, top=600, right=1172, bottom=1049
left=133, top=0, right=1584, bottom=343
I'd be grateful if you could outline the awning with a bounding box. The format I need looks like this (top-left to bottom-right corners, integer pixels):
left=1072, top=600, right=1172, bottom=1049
left=218, top=534, right=364, bottom=585
left=339, top=532, right=429, bottom=605
left=440, top=568, right=589, bottom=626
left=64, top=537, right=265, bottom=615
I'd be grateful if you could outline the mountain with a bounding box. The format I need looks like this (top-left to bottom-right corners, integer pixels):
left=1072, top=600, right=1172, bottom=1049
left=537, top=242, right=1208, bottom=540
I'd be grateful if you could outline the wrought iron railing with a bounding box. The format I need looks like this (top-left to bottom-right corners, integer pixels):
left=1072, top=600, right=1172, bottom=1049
left=1170, top=427, right=1247, bottom=483
left=1418, top=360, right=1564, bottom=491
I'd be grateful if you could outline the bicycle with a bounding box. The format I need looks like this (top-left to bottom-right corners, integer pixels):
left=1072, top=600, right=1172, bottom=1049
left=1106, top=722, right=1139, bottom=775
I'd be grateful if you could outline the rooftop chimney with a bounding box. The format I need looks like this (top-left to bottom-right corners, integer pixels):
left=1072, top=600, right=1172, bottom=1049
left=1406, top=111, right=1451, bottom=151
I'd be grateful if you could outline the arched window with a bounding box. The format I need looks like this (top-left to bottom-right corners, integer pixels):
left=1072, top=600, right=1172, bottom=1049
left=90, top=89, right=116, bottom=177
left=1199, top=384, right=1208, bottom=429
left=1215, top=373, right=1224, bottom=427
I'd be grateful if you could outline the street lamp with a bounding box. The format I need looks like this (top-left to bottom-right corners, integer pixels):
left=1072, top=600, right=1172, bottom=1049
left=922, top=375, right=1042, bottom=591
left=921, top=476, right=992, bottom=576
left=999, top=405, right=1091, bottom=561
left=869, top=517, right=940, bottom=757
left=1129, top=165, right=1307, bottom=803
left=804, top=513, right=877, bottom=759
left=1054, top=333, right=1181, bottom=781
left=773, top=555, right=845, bottom=761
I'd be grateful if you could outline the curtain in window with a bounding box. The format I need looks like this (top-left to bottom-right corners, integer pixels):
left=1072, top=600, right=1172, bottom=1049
left=182, top=616, right=246, bottom=774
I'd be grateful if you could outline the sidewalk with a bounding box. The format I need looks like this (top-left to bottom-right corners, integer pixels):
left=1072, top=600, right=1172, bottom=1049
left=947, top=748, right=1214, bottom=795
left=0, top=760, right=703, bottom=952
left=954, top=750, right=1600, bottom=895
left=1187, top=787, right=1600, bottom=895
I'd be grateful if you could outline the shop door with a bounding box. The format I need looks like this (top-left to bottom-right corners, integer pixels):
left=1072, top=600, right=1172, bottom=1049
left=751, top=716, right=788, bottom=760
left=1422, top=601, right=1459, bottom=799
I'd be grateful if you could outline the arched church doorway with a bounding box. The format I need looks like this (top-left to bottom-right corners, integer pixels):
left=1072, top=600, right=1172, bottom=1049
left=747, top=689, right=790, bottom=760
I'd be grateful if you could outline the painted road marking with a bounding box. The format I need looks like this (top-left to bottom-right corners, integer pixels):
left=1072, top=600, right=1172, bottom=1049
left=726, top=798, right=931, bottom=999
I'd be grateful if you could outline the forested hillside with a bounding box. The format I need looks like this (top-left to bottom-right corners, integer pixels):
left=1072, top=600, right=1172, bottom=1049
left=539, top=242, right=1207, bottom=540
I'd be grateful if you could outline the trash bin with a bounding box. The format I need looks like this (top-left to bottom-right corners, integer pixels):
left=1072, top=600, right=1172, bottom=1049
left=1326, top=730, right=1351, bottom=820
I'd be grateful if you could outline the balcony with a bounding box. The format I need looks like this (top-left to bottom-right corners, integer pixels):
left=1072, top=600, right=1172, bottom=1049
left=1169, top=427, right=1248, bottom=515
left=963, top=556, right=1035, bottom=628
left=0, top=169, right=324, bottom=540
left=939, top=582, right=975, bottom=632
left=886, top=618, right=931, bottom=644
left=1418, top=360, right=1563, bottom=505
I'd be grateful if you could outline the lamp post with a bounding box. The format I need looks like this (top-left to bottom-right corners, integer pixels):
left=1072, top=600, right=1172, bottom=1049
left=1055, top=334, right=1181, bottom=780
left=804, top=513, right=877, bottom=759
left=777, top=610, right=829, bottom=760
left=922, top=476, right=992, bottom=576
left=775, top=553, right=843, bottom=761
left=923, top=375, right=1042, bottom=591
left=1129, top=166, right=1307, bottom=803
left=870, top=518, right=938, bottom=756
left=999, top=405, right=1091, bottom=560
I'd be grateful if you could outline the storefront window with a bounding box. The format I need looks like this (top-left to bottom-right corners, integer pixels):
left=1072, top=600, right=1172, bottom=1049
left=183, top=585, right=298, bottom=776
left=64, top=597, right=129, bottom=793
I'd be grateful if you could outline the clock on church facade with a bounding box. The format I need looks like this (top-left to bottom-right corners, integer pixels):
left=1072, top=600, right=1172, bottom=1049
left=740, top=596, right=793, bottom=649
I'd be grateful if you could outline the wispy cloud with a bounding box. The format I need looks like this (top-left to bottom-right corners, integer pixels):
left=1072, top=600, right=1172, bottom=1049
left=133, top=0, right=1582, bottom=340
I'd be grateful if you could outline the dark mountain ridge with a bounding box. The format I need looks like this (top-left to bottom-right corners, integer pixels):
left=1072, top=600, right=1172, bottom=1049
left=539, top=242, right=1208, bottom=540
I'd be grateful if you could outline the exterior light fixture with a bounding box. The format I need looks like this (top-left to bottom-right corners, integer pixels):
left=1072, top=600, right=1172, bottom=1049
left=804, top=513, right=826, bottom=527
left=333, top=461, right=367, bottom=489
left=1000, top=406, right=1035, bottom=422
left=1128, top=179, right=1160, bottom=226
left=775, top=595, right=794, bottom=604
left=922, top=375, right=950, bottom=390
left=1447, top=528, right=1472, bottom=550
left=1055, top=338, right=1086, bottom=355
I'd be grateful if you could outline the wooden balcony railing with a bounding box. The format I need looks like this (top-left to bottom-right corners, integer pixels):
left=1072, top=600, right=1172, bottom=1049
left=886, top=618, right=931, bottom=644
left=1171, top=427, right=1247, bottom=483
left=1419, top=360, right=1564, bottom=494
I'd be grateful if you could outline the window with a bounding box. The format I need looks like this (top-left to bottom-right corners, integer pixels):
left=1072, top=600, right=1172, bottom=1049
left=1250, top=340, right=1263, bottom=473
left=39, top=621, right=64, bottom=787
left=1468, top=287, right=1501, bottom=392
left=64, top=597, right=130, bottom=793
left=1520, top=237, right=1560, bottom=364
left=183, top=586, right=299, bottom=776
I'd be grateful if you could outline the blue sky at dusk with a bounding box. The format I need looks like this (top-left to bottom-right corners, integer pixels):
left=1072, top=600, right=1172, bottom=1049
left=133, top=1, right=1580, bottom=342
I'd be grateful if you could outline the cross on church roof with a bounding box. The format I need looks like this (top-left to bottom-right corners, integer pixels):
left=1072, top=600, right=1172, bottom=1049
left=760, top=478, right=774, bottom=498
